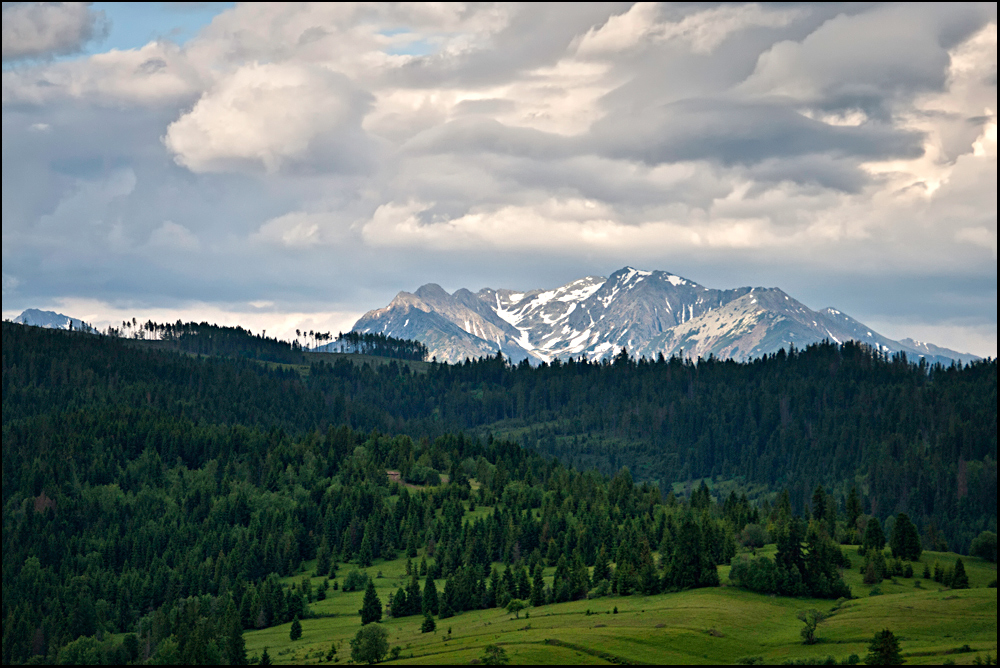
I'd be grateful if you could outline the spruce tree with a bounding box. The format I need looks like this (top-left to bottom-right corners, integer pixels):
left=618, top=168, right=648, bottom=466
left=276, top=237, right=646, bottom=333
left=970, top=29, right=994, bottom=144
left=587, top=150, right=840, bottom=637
left=423, top=575, right=439, bottom=615
left=952, top=559, right=970, bottom=590
left=531, top=564, right=546, bottom=607
left=406, top=574, right=423, bottom=616
left=421, top=611, right=436, bottom=634
left=865, top=629, right=903, bottom=665
left=290, top=617, right=302, bottom=642
left=360, top=582, right=383, bottom=625
left=846, top=488, right=862, bottom=532
left=593, top=548, right=611, bottom=584
left=392, top=588, right=407, bottom=618
left=890, top=514, right=922, bottom=561
left=863, top=519, right=886, bottom=555
left=222, top=598, right=247, bottom=666
left=260, top=648, right=273, bottom=667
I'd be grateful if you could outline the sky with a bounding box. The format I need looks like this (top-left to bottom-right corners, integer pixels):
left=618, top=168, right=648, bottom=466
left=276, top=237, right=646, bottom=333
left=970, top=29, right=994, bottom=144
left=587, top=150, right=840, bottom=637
left=1, top=2, right=996, bottom=357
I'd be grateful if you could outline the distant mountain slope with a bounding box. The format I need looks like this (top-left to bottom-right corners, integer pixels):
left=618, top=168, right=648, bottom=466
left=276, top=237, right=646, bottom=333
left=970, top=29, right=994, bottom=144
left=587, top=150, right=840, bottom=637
left=353, top=267, right=980, bottom=366
left=12, top=309, right=95, bottom=333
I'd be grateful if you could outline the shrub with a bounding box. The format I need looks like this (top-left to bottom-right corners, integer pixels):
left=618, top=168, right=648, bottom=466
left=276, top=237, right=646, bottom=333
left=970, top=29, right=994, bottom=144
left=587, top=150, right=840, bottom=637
left=970, top=532, right=998, bottom=563
left=588, top=580, right=611, bottom=599
left=481, top=645, right=510, bottom=666
left=740, top=524, right=769, bottom=549
left=405, top=465, right=441, bottom=487
left=350, top=625, right=389, bottom=665
left=869, top=585, right=883, bottom=597
left=988, top=579, right=997, bottom=589
left=343, top=569, right=370, bottom=592
left=798, top=610, right=824, bottom=645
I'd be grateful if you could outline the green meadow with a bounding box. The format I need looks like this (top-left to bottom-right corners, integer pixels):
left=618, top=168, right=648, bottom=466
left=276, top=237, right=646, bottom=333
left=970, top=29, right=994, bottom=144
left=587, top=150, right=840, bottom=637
left=245, top=535, right=997, bottom=665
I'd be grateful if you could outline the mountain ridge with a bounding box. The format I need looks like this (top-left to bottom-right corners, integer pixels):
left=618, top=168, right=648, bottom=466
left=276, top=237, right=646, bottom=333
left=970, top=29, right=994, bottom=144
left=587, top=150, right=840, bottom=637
left=348, top=267, right=981, bottom=366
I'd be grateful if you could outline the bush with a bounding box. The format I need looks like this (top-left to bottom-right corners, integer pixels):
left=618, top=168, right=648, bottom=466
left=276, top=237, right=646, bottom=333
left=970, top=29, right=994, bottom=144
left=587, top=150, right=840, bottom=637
left=970, top=532, right=998, bottom=563
left=869, top=585, right=883, bottom=597
left=350, top=625, right=389, bottom=665
left=740, top=524, right=769, bottom=549
left=481, top=645, right=510, bottom=665
left=343, top=570, right=370, bottom=592
left=588, top=579, right=611, bottom=599
left=988, top=579, right=997, bottom=589
left=405, top=465, right=441, bottom=487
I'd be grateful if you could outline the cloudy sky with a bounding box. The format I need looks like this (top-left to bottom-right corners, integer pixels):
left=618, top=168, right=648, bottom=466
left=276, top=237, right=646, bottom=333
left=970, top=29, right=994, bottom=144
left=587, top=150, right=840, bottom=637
left=2, top=2, right=996, bottom=356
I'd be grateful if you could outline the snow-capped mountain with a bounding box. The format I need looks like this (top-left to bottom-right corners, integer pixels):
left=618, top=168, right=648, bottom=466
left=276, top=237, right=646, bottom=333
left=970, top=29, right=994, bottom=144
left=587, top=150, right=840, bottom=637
left=12, top=309, right=96, bottom=333
left=351, top=268, right=979, bottom=366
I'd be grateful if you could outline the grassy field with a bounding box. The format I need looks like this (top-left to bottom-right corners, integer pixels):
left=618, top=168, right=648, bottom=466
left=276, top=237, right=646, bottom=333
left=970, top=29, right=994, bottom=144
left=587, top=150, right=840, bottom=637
left=244, top=536, right=996, bottom=666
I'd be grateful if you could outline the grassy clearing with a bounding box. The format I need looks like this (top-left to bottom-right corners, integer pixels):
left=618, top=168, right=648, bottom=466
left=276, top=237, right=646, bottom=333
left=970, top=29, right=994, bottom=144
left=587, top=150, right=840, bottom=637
left=245, top=545, right=996, bottom=666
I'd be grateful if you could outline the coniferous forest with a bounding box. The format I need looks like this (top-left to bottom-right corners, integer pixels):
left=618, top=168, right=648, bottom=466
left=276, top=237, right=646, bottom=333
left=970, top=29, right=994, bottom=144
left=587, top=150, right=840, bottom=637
left=1, top=322, right=996, bottom=665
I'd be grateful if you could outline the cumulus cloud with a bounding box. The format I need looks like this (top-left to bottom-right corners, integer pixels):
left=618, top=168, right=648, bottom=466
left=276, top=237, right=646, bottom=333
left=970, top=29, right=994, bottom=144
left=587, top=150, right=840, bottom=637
left=575, top=2, right=798, bottom=57
left=165, top=62, right=376, bottom=174
left=2, top=2, right=107, bottom=62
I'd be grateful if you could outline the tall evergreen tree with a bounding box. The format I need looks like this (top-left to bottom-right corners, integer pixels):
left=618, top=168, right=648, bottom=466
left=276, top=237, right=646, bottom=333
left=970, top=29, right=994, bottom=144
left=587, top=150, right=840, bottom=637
left=222, top=598, right=247, bottom=666
left=952, top=559, right=970, bottom=590
left=863, top=518, right=886, bottom=555
left=422, top=575, right=439, bottom=616
left=360, top=582, right=383, bottom=626
left=531, top=564, right=546, bottom=607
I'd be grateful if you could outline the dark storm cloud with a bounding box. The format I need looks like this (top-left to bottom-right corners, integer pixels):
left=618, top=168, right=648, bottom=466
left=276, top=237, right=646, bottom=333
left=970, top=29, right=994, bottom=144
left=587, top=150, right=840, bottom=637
left=591, top=98, right=925, bottom=169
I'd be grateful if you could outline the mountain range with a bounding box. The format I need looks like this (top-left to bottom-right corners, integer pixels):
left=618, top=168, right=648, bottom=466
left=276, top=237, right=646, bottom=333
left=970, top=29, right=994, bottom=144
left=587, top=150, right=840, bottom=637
left=343, top=267, right=980, bottom=366
left=11, top=309, right=96, bottom=333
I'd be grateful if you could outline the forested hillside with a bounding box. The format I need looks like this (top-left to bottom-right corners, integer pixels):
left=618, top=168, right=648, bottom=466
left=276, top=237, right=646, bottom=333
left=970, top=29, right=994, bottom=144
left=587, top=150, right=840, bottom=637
left=2, top=322, right=996, bottom=664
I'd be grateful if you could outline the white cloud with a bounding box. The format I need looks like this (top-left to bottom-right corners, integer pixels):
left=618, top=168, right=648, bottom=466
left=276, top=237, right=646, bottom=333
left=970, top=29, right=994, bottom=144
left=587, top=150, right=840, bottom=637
left=2, top=2, right=106, bottom=62
left=165, top=62, right=374, bottom=173
left=575, top=3, right=798, bottom=57
left=3, top=40, right=205, bottom=106
left=148, top=221, right=200, bottom=252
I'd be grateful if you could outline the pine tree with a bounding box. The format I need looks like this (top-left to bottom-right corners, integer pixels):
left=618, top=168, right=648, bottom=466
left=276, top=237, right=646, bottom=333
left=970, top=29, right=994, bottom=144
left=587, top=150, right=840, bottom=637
left=846, top=488, right=862, bottom=531
left=222, top=598, right=247, bottom=665
left=421, top=611, right=436, bottom=634
left=423, top=575, right=439, bottom=615
left=594, top=548, right=611, bottom=583
left=360, top=582, right=383, bottom=625
left=890, top=514, right=922, bottom=561
left=260, top=647, right=273, bottom=667
left=531, top=564, right=546, bottom=607
left=391, top=587, right=407, bottom=618
left=952, top=559, right=970, bottom=590
left=289, top=617, right=302, bottom=642
left=863, top=519, right=886, bottom=555
left=406, top=574, right=423, bottom=617
left=865, top=629, right=903, bottom=666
